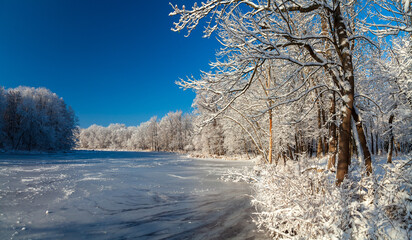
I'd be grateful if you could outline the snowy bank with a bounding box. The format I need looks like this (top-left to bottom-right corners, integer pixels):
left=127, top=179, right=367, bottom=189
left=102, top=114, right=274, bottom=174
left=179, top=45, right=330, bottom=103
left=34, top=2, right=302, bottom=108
left=224, top=154, right=412, bottom=239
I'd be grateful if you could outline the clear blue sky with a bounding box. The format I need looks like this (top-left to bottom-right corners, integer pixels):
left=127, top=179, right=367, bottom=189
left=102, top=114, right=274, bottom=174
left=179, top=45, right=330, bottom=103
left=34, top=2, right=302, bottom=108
left=0, top=0, right=219, bottom=128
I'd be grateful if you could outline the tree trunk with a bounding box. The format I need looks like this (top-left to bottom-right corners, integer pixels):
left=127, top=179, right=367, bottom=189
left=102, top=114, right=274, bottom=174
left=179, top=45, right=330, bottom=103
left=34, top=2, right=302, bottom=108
left=370, top=129, right=375, bottom=155
left=337, top=107, right=352, bottom=185
left=376, top=133, right=380, bottom=155
left=268, top=108, right=273, bottom=164
left=300, top=134, right=305, bottom=154
left=263, top=64, right=274, bottom=164
left=327, top=92, right=337, bottom=170
left=308, top=139, right=313, bottom=157
left=350, top=135, right=355, bottom=162
left=387, top=114, right=394, bottom=163
left=352, top=107, right=372, bottom=174
left=317, top=105, right=324, bottom=157
left=295, top=132, right=300, bottom=161
left=278, top=139, right=283, bottom=165
left=322, top=108, right=329, bottom=154
left=334, top=4, right=355, bottom=185
left=287, top=144, right=294, bottom=161
left=394, top=139, right=399, bottom=156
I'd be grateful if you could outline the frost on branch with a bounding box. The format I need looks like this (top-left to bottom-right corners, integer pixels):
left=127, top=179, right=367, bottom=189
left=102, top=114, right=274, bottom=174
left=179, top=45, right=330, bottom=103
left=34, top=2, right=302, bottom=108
left=365, top=0, right=412, bottom=35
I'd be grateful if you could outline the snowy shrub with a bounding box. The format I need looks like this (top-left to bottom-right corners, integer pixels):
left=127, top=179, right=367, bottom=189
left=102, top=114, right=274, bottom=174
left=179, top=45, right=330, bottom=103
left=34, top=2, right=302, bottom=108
left=225, top=156, right=412, bottom=239
left=366, top=159, right=412, bottom=239
left=249, top=163, right=349, bottom=239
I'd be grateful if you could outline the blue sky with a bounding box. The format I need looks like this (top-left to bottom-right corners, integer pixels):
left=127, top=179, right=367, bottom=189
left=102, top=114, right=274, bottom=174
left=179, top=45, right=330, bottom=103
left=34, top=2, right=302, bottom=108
left=0, top=0, right=220, bottom=128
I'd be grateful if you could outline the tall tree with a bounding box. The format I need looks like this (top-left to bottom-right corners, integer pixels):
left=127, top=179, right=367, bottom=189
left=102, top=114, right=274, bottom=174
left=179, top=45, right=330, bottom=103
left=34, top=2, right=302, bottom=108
left=387, top=114, right=395, bottom=163
left=171, top=0, right=372, bottom=183
left=0, top=87, right=6, bottom=149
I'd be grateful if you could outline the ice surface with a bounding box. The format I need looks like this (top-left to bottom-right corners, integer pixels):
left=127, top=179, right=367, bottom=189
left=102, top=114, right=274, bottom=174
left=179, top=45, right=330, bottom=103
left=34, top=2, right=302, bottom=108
left=0, top=151, right=267, bottom=239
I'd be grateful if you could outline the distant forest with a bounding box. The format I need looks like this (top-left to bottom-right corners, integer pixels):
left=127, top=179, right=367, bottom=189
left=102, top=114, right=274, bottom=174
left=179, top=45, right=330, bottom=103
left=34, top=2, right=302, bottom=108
left=0, top=86, right=77, bottom=151
left=1, top=85, right=410, bottom=160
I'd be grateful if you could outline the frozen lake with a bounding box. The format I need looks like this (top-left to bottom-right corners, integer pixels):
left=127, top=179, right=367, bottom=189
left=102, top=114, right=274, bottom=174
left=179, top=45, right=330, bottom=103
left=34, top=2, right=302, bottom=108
left=0, top=151, right=266, bottom=239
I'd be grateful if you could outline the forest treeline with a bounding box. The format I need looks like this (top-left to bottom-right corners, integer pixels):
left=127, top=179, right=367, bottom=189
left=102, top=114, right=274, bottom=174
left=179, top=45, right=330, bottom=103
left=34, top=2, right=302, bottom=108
left=78, top=105, right=410, bottom=159
left=3, top=84, right=409, bottom=158
left=0, top=86, right=77, bottom=151
left=78, top=112, right=194, bottom=152
left=78, top=110, right=255, bottom=155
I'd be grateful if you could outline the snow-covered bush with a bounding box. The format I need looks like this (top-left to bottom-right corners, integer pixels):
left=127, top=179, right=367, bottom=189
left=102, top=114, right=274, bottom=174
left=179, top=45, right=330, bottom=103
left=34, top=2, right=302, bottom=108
left=250, top=163, right=349, bottom=239
left=367, top=158, right=412, bottom=239
left=226, top=156, right=411, bottom=239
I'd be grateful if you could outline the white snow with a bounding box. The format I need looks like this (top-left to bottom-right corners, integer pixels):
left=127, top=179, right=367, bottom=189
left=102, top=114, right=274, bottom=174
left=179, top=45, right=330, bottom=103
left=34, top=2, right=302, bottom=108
left=225, top=154, right=412, bottom=239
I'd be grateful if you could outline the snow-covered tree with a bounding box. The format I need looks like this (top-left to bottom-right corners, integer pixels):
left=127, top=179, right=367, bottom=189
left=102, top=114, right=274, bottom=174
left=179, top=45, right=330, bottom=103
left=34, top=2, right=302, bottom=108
left=0, top=87, right=6, bottom=149
left=0, top=86, right=77, bottom=151
left=171, top=0, right=377, bottom=183
left=148, top=116, right=158, bottom=151
left=364, top=0, right=412, bottom=36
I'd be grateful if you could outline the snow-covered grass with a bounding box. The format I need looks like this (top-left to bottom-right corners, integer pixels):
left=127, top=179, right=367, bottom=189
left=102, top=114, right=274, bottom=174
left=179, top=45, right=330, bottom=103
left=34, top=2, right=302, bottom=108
left=223, top=154, right=412, bottom=239
left=187, top=151, right=258, bottom=161
left=74, top=147, right=153, bottom=152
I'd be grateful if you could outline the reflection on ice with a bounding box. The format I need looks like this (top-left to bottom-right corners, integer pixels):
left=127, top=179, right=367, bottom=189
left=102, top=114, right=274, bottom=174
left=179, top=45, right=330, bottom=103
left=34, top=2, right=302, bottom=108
left=0, top=151, right=267, bottom=239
